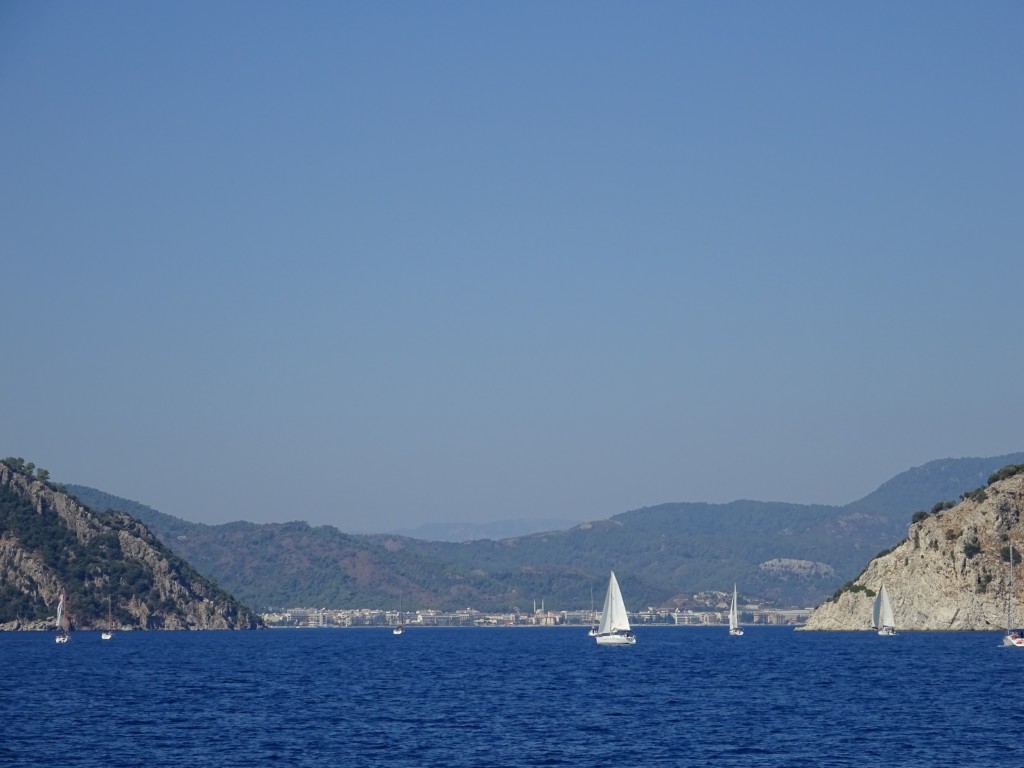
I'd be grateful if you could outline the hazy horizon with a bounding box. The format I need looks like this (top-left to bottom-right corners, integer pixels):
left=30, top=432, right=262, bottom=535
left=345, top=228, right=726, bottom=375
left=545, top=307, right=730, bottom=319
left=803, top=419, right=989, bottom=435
left=54, top=451, right=1024, bottom=540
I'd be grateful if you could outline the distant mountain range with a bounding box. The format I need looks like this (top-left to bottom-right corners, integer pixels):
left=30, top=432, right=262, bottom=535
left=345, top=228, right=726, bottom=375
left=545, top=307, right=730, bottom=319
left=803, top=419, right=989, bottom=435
left=389, top=518, right=582, bottom=542
left=64, top=453, right=1024, bottom=612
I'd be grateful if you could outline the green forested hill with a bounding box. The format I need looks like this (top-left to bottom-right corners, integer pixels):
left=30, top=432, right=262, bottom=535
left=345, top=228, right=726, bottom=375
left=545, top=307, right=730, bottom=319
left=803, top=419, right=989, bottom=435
left=378, top=501, right=862, bottom=608
left=842, top=454, right=1023, bottom=521
left=67, top=453, right=1024, bottom=611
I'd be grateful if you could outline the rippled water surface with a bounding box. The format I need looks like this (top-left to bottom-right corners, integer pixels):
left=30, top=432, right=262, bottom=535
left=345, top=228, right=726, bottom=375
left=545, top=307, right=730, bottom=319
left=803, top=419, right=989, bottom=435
left=2, top=626, right=1022, bottom=767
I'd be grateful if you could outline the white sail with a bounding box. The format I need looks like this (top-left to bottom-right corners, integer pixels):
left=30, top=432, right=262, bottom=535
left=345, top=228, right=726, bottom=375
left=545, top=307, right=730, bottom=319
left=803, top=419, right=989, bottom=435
left=102, top=595, right=113, bottom=640
left=1003, top=542, right=1023, bottom=647
left=873, top=584, right=895, bottom=634
left=598, top=571, right=631, bottom=634
left=595, top=571, right=635, bottom=644
left=729, top=585, right=740, bottom=632
left=55, top=590, right=70, bottom=643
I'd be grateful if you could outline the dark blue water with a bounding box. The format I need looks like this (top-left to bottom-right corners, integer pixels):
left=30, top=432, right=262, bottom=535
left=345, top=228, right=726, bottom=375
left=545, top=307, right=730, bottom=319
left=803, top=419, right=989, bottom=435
left=1, top=626, right=1021, bottom=767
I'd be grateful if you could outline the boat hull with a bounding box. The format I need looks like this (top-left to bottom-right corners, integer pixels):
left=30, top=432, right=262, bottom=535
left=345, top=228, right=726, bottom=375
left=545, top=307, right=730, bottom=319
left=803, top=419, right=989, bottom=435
left=1002, top=634, right=1024, bottom=647
left=877, top=627, right=896, bottom=636
left=595, top=632, right=636, bottom=646
left=729, top=628, right=744, bottom=636
left=55, top=634, right=69, bottom=644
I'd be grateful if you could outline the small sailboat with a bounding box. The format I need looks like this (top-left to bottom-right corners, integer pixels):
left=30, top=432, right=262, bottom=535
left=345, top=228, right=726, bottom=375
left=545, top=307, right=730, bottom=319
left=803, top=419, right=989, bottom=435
left=587, top=586, right=598, bottom=636
left=728, top=584, right=744, bottom=636
left=871, top=583, right=896, bottom=636
left=55, top=590, right=70, bottom=644
left=1003, top=542, right=1023, bottom=648
left=392, top=595, right=404, bottom=635
left=101, top=596, right=113, bottom=640
left=594, top=571, right=635, bottom=645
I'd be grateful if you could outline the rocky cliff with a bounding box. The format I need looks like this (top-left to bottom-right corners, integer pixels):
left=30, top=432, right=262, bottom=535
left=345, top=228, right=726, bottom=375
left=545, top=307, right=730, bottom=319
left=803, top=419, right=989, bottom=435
left=0, top=460, right=262, bottom=630
left=802, top=471, right=1024, bottom=631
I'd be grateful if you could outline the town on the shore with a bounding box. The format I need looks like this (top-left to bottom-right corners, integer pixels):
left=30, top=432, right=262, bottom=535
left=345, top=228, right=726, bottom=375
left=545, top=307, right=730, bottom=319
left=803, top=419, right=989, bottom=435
left=262, top=604, right=811, bottom=628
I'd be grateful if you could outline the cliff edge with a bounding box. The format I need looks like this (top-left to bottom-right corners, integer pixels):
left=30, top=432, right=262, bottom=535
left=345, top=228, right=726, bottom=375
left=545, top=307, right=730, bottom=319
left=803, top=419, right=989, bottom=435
left=802, top=471, right=1024, bottom=631
left=0, top=460, right=262, bottom=630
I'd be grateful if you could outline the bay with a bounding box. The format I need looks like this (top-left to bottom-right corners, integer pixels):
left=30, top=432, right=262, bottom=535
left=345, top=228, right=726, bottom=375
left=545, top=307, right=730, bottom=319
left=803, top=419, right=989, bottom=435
left=1, top=626, right=1021, bottom=767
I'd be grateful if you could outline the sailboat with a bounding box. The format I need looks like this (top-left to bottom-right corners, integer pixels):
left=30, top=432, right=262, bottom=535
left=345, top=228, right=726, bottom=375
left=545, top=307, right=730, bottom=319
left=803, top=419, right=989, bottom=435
left=101, top=596, right=113, bottom=640
left=594, top=571, right=635, bottom=645
left=587, top=586, right=598, bottom=636
left=728, top=584, right=744, bottom=636
left=871, top=583, right=896, bottom=636
left=55, top=590, right=70, bottom=644
left=392, top=595, right=404, bottom=635
left=1003, top=542, right=1023, bottom=647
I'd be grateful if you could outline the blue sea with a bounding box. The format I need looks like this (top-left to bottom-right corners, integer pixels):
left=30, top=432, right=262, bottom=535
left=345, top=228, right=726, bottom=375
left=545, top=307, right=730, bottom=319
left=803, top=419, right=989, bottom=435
left=2, top=626, right=1021, bottom=767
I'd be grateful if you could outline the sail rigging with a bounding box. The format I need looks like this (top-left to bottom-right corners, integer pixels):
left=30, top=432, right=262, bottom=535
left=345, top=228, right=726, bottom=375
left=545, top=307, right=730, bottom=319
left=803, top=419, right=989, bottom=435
left=729, top=584, right=743, bottom=636
left=595, top=571, right=635, bottom=645
left=872, top=584, right=896, bottom=636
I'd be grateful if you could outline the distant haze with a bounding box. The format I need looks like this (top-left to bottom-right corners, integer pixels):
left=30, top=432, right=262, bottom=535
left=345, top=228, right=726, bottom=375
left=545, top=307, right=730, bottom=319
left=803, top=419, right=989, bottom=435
left=388, top=519, right=582, bottom=543
left=2, top=3, right=1021, bottom=532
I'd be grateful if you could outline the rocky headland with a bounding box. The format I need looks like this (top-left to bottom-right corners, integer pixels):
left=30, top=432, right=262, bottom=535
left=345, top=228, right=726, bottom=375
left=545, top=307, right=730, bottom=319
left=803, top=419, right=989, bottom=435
left=802, top=470, right=1024, bottom=631
left=0, top=460, right=262, bottom=630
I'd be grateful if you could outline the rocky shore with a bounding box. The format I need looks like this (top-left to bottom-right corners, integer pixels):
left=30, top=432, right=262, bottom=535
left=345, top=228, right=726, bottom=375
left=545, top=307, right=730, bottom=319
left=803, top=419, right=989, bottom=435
left=802, top=473, right=1024, bottom=631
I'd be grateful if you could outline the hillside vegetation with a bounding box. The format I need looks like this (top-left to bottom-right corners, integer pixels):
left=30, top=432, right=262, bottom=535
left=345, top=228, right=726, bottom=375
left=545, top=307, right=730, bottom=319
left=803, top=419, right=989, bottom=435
left=1, top=459, right=261, bottom=630
left=66, top=453, right=1024, bottom=611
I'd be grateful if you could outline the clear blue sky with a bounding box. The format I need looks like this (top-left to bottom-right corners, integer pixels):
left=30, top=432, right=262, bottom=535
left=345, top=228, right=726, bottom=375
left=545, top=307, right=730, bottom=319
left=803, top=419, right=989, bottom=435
left=2, top=2, right=1021, bottom=531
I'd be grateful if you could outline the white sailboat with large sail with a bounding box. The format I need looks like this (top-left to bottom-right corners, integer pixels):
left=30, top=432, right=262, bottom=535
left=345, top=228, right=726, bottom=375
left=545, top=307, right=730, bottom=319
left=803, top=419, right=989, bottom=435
left=1003, top=542, right=1023, bottom=647
left=55, top=590, right=70, bottom=644
left=595, top=571, right=635, bottom=645
left=728, top=584, right=744, bottom=636
left=871, top=584, right=896, bottom=636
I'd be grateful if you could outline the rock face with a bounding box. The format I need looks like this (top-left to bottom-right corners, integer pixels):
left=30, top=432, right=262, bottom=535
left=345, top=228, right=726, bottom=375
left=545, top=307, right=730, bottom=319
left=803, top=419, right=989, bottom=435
left=759, top=559, right=836, bottom=579
left=0, top=461, right=262, bottom=630
left=802, top=473, right=1024, bottom=631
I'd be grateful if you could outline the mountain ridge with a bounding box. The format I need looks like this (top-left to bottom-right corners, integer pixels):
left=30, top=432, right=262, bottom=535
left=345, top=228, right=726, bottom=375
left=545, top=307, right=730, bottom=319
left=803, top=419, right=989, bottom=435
left=64, top=453, right=1024, bottom=612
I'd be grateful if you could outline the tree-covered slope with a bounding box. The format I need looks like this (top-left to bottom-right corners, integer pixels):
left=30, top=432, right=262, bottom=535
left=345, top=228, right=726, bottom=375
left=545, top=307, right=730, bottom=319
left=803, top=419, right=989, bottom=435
left=66, top=453, right=1024, bottom=611
left=843, top=453, right=1024, bottom=524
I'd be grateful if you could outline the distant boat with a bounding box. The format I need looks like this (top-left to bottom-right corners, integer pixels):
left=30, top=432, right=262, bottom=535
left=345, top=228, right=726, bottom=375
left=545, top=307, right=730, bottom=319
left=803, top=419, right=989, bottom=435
left=393, top=595, right=404, bottom=635
left=55, top=590, right=70, bottom=644
left=1003, top=542, right=1023, bottom=648
left=101, top=596, right=113, bottom=641
left=594, top=571, right=635, bottom=646
left=587, top=586, right=598, bottom=636
left=728, top=584, right=744, bottom=636
left=871, top=584, right=896, bottom=636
